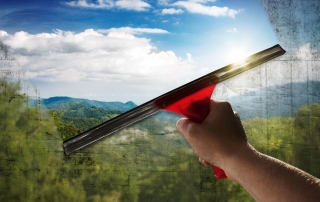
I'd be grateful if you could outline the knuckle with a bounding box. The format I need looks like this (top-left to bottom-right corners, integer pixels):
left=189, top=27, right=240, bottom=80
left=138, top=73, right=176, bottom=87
left=220, top=100, right=232, bottom=108
left=211, top=100, right=232, bottom=109
left=218, top=101, right=233, bottom=112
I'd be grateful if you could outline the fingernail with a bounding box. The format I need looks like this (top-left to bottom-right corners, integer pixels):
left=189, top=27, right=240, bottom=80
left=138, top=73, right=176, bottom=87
left=176, top=118, right=182, bottom=128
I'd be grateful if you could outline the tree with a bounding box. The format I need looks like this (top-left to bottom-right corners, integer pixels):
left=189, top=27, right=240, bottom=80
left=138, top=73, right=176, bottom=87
left=293, top=103, right=320, bottom=177
left=0, top=78, right=139, bottom=201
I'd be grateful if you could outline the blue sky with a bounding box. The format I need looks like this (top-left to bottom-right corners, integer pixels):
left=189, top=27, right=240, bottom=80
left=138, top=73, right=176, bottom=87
left=0, top=0, right=279, bottom=104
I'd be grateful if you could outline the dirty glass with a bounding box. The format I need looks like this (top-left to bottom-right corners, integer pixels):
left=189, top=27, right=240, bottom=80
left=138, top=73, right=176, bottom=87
left=0, top=0, right=319, bottom=201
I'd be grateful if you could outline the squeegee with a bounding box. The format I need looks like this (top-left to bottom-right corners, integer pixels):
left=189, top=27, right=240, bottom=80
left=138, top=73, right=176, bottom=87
left=63, top=44, right=286, bottom=179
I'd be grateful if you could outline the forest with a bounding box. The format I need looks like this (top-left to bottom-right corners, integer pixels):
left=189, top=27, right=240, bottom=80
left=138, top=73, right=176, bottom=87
left=1, top=77, right=320, bottom=201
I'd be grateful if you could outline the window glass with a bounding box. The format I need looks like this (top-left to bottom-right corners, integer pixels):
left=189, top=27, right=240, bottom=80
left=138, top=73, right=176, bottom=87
left=0, top=0, right=319, bottom=201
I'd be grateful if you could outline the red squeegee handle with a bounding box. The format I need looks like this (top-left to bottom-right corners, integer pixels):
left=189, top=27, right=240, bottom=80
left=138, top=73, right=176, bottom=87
left=154, top=75, right=227, bottom=179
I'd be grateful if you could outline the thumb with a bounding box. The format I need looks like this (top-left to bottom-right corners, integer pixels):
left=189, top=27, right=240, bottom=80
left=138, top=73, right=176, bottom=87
left=176, top=118, right=192, bottom=138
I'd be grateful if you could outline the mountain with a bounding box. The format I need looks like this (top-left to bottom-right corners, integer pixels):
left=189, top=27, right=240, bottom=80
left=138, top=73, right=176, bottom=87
left=42, top=96, right=137, bottom=111
left=39, top=80, right=320, bottom=122
left=49, top=102, right=122, bottom=119
left=226, top=81, right=320, bottom=120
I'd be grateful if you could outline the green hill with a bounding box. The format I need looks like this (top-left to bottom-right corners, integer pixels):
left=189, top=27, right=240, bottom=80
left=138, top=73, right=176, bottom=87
left=42, top=96, right=137, bottom=111
left=48, top=102, right=123, bottom=136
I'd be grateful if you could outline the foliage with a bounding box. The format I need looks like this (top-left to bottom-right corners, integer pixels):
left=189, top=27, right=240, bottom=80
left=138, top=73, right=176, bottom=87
left=49, top=102, right=123, bottom=120
left=48, top=110, right=80, bottom=140
left=1, top=77, right=320, bottom=201
left=48, top=102, right=122, bottom=139
left=292, top=104, right=320, bottom=176
left=243, top=105, right=320, bottom=177
left=244, top=116, right=295, bottom=163
left=0, top=78, right=137, bottom=201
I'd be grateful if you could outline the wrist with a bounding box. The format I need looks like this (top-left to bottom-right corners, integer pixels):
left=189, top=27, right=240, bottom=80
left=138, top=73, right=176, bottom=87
left=222, top=143, right=259, bottom=182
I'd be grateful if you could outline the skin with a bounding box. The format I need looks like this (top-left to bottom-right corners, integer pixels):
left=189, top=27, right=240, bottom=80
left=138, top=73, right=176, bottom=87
left=176, top=100, right=320, bottom=202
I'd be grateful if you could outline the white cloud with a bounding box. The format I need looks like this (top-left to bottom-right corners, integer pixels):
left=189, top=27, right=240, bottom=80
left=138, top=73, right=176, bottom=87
left=295, top=43, right=318, bottom=60
left=186, top=0, right=216, bottom=2
left=98, top=27, right=169, bottom=34
left=161, top=8, right=184, bottom=14
left=115, top=0, right=151, bottom=11
left=66, top=0, right=151, bottom=11
left=158, top=0, right=170, bottom=5
left=0, top=30, right=9, bottom=37
left=172, top=0, right=243, bottom=18
left=1, top=29, right=195, bottom=86
left=227, top=28, right=237, bottom=33
left=66, top=0, right=114, bottom=8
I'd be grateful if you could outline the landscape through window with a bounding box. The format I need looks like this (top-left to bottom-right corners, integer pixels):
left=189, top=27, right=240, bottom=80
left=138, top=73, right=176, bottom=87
left=0, top=0, right=320, bottom=201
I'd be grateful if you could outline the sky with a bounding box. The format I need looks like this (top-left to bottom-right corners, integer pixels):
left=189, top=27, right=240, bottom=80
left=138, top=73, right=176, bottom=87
left=0, top=0, right=279, bottom=104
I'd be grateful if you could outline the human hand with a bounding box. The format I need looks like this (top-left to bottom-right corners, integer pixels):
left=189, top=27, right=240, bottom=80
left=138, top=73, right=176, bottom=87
left=176, top=99, right=249, bottom=178
left=177, top=100, right=320, bottom=201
